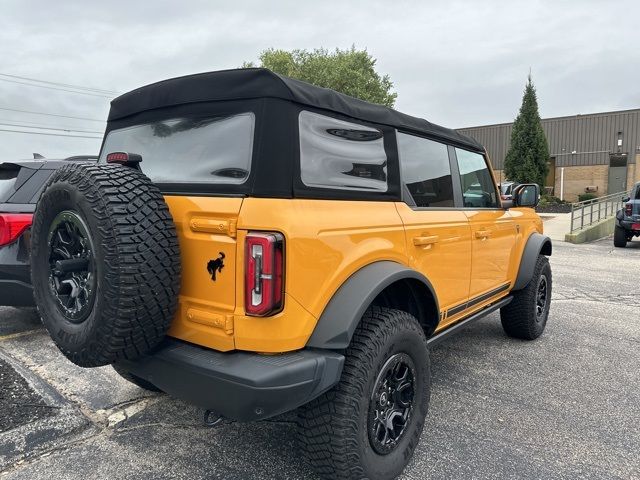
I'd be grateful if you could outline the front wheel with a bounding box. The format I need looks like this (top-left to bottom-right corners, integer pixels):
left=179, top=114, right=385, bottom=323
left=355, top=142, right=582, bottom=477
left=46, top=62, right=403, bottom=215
left=297, top=307, right=430, bottom=480
left=613, top=225, right=628, bottom=248
left=501, top=255, right=552, bottom=340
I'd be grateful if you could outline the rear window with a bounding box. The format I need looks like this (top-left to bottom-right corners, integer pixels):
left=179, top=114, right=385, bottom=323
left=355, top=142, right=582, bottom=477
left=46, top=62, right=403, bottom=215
left=99, top=113, right=255, bottom=185
left=0, top=167, right=19, bottom=203
left=299, top=111, right=388, bottom=192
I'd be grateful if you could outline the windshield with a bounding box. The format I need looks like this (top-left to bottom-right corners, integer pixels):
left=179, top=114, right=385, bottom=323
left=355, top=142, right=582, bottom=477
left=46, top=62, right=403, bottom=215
left=99, top=113, right=255, bottom=185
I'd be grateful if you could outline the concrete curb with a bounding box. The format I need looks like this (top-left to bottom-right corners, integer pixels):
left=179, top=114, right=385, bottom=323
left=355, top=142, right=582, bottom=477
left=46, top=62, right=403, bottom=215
left=564, top=217, right=615, bottom=244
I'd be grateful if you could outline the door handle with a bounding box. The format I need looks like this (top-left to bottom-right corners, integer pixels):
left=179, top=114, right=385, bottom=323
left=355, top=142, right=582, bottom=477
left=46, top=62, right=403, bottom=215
left=413, top=235, right=439, bottom=246
left=475, top=230, right=492, bottom=240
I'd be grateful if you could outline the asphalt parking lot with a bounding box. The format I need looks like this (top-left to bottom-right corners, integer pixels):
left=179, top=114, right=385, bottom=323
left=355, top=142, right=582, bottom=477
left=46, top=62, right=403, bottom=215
left=0, top=237, right=639, bottom=480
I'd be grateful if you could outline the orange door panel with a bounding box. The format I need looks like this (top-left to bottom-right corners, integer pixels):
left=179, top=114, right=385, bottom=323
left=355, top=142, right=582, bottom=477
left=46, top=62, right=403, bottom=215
left=464, top=209, right=517, bottom=298
left=395, top=203, right=472, bottom=314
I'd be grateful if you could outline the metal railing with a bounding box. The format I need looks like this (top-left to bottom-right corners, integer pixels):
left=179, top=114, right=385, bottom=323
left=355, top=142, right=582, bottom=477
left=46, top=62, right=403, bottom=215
left=569, top=191, right=627, bottom=233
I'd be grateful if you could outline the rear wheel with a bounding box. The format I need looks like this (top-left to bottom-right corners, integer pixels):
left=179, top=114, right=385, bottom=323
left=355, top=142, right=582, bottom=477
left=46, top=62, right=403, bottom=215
left=501, top=255, right=552, bottom=340
left=297, top=307, right=430, bottom=480
left=613, top=225, right=628, bottom=248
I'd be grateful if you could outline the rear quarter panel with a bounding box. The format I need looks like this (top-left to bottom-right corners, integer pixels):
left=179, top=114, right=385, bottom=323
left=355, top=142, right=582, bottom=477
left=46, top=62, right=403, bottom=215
left=234, top=198, right=408, bottom=351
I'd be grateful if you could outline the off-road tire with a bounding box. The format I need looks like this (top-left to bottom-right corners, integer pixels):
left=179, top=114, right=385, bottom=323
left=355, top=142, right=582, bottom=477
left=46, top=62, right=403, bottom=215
left=112, top=364, right=162, bottom=392
left=31, top=163, right=181, bottom=368
left=501, top=255, right=551, bottom=340
left=613, top=225, right=627, bottom=248
left=297, top=306, right=430, bottom=480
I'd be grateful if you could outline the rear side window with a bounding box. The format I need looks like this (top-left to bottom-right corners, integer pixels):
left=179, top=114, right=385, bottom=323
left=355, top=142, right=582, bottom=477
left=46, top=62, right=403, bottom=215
left=298, top=111, right=388, bottom=192
left=455, top=148, right=499, bottom=208
left=397, top=132, right=454, bottom=207
left=99, top=113, right=255, bottom=185
left=0, top=167, right=19, bottom=203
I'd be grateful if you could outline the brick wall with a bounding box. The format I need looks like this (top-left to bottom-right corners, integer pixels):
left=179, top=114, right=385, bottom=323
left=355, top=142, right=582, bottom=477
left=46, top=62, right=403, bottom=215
left=553, top=165, right=609, bottom=202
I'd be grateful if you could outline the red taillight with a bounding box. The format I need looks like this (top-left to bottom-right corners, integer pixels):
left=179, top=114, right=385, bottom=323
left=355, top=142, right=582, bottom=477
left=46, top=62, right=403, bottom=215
left=625, top=203, right=632, bottom=216
left=106, top=152, right=142, bottom=164
left=0, top=213, right=33, bottom=247
left=245, top=232, right=284, bottom=316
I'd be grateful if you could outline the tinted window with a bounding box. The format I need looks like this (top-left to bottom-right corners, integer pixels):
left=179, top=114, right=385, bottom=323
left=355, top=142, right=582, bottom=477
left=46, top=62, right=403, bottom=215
left=299, top=111, right=388, bottom=192
left=99, top=113, right=255, bottom=185
left=455, top=148, right=499, bottom=208
left=0, top=167, right=19, bottom=203
left=397, top=132, right=454, bottom=207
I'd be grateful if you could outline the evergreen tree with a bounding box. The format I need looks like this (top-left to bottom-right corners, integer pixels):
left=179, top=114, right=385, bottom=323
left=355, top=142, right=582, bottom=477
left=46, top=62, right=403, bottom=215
left=504, top=75, right=550, bottom=187
left=243, top=47, right=397, bottom=107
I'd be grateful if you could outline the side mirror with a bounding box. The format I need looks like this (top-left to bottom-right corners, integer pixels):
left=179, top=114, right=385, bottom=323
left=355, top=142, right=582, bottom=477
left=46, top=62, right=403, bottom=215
left=622, top=196, right=630, bottom=203
left=513, top=183, right=540, bottom=208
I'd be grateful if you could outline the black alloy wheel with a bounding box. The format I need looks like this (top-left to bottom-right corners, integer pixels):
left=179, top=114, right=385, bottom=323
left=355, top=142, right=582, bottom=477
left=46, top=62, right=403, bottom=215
left=47, top=211, right=96, bottom=324
left=368, top=353, right=417, bottom=455
left=535, top=274, right=548, bottom=322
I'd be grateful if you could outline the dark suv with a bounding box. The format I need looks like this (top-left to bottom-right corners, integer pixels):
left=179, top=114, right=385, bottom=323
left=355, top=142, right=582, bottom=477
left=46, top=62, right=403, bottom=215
left=615, top=181, right=640, bottom=247
left=0, top=156, right=97, bottom=306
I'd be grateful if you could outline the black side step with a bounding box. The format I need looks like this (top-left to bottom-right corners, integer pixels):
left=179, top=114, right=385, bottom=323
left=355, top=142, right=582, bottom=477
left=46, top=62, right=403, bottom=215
left=427, top=296, right=512, bottom=348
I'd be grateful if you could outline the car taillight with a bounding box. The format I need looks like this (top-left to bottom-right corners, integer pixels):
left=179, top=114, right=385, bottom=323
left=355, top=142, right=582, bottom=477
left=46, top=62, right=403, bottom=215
left=106, top=152, right=142, bottom=165
left=0, top=213, right=33, bottom=247
left=245, top=232, right=284, bottom=316
left=625, top=203, right=632, bottom=216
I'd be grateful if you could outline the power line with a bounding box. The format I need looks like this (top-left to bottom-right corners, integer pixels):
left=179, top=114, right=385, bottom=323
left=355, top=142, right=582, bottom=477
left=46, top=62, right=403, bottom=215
left=0, top=128, right=102, bottom=139
left=0, top=73, right=120, bottom=95
left=0, top=78, right=114, bottom=98
left=0, top=121, right=103, bottom=135
left=0, top=106, right=105, bottom=122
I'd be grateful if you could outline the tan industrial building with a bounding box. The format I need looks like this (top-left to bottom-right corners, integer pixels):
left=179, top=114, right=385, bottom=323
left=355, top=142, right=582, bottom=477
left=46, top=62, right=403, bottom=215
left=457, top=108, right=640, bottom=202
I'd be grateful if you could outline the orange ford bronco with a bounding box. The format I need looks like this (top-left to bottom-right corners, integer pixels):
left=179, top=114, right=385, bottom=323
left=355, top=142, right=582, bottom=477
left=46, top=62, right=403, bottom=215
left=30, top=68, right=552, bottom=480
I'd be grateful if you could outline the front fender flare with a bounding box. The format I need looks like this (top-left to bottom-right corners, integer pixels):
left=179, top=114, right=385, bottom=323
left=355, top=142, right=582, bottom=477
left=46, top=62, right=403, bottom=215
left=513, top=233, right=552, bottom=291
left=306, top=261, right=438, bottom=350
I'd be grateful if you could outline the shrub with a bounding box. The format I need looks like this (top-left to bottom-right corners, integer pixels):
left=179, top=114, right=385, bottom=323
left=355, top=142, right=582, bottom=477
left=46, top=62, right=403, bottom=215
left=578, top=193, right=598, bottom=202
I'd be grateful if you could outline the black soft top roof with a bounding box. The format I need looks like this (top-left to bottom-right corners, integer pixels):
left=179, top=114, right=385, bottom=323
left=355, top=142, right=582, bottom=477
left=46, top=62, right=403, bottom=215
left=109, top=68, right=483, bottom=152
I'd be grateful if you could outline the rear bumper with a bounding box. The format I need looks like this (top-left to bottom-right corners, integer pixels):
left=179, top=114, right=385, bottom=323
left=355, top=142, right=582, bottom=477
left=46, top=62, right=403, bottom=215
left=116, top=339, right=344, bottom=422
left=618, top=219, right=640, bottom=232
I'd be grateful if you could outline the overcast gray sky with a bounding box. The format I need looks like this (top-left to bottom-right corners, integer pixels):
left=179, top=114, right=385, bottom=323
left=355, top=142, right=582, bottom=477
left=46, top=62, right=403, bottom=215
left=1, top=0, right=638, bottom=160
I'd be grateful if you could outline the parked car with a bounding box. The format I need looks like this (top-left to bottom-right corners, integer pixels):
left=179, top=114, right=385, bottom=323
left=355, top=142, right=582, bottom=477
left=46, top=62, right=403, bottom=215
left=614, top=181, right=640, bottom=247
left=28, top=69, right=552, bottom=480
left=0, top=156, right=97, bottom=306
left=500, top=180, right=519, bottom=201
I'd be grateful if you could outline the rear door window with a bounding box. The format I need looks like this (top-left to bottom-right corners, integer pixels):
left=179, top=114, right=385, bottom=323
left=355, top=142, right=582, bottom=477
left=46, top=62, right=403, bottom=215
left=99, top=113, right=255, bottom=185
left=0, top=166, right=19, bottom=203
left=397, top=132, right=454, bottom=207
left=298, top=111, right=388, bottom=192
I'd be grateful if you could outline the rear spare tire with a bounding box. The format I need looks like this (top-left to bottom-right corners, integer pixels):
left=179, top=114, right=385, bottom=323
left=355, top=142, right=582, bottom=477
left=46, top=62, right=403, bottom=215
left=30, top=163, right=180, bottom=367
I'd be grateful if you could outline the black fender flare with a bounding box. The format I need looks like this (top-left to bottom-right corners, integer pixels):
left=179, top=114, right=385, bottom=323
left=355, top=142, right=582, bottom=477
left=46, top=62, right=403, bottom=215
left=513, top=233, right=552, bottom=291
left=306, top=261, right=438, bottom=350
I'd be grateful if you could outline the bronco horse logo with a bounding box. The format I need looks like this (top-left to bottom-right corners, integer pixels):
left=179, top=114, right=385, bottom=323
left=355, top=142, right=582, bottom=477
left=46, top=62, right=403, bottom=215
left=207, top=252, right=225, bottom=281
